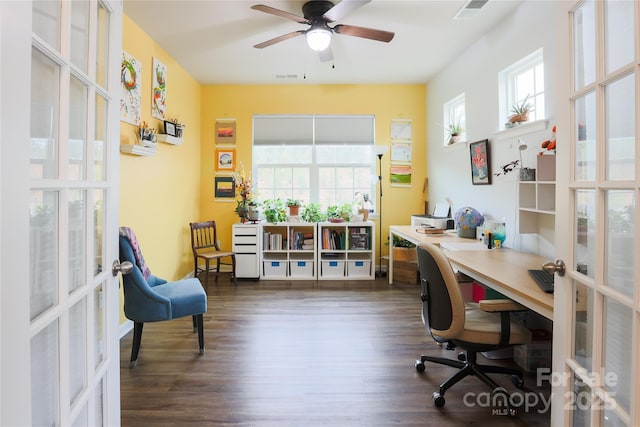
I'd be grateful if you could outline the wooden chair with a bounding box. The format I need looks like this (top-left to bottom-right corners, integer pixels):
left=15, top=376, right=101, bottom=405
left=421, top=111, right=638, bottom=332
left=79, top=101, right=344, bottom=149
left=189, top=221, right=237, bottom=291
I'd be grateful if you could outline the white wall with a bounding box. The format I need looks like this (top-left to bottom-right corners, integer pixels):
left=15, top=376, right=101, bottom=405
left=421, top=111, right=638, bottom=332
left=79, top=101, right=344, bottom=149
left=426, top=0, right=557, bottom=257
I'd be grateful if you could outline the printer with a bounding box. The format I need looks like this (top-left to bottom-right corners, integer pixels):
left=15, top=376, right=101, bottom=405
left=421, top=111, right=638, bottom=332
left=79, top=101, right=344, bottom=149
left=411, top=203, right=455, bottom=230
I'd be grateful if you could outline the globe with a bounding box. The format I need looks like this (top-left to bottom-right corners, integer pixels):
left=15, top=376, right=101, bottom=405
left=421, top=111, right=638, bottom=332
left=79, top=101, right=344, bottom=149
left=454, top=207, right=484, bottom=239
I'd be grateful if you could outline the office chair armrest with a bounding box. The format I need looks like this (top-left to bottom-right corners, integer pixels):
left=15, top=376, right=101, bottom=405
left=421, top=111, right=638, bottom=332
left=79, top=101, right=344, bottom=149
left=478, top=299, right=527, bottom=312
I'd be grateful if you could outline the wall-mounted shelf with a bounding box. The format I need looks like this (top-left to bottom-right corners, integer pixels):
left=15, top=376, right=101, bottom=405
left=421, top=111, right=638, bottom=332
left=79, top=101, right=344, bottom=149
left=494, top=119, right=548, bottom=140
left=518, top=155, right=556, bottom=234
left=156, top=134, right=183, bottom=145
left=120, top=144, right=156, bottom=156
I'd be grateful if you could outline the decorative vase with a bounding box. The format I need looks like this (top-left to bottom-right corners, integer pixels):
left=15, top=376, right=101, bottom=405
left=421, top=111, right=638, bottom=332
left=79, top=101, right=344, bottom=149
left=247, top=205, right=260, bottom=222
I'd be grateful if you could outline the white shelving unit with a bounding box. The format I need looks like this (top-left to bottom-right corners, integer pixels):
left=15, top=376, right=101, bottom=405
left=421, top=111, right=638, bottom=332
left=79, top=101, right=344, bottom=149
left=518, top=155, right=556, bottom=234
left=119, top=144, right=156, bottom=156
left=318, top=221, right=375, bottom=280
left=261, top=222, right=317, bottom=280
left=232, top=223, right=261, bottom=279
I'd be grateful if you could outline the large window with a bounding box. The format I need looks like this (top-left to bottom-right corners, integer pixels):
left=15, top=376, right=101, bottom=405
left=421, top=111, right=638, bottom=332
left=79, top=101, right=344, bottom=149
left=253, top=115, right=377, bottom=211
left=498, top=48, right=545, bottom=128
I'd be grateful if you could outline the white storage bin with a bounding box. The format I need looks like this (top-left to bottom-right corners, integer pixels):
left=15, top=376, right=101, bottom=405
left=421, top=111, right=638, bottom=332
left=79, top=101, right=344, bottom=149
left=263, top=260, right=287, bottom=277
left=347, top=260, right=371, bottom=277
left=290, top=260, right=314, bottom=277
left=321, top=260, right=345, bottom=277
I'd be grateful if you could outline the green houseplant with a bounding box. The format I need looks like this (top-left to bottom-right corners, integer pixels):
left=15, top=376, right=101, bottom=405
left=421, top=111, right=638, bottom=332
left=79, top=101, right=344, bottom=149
left=508, top=94, right=534, bottom=124
left=301, top=202, right=326, bottom=223
left=446, top=122, right=464, bottom=145
left=286, top=198, right=303, bottom=216
left=263, top=199, right=287, bottom=223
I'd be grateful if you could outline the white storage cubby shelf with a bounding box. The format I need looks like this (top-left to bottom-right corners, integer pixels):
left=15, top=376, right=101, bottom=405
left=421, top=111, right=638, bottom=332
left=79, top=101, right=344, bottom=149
left=518, top=155, right=556, bottom=234
left=261, top=222, right=317, bottom=280
left=232, top=223, right=261, bottom=279
left=318, top=221, right=375, bottom=280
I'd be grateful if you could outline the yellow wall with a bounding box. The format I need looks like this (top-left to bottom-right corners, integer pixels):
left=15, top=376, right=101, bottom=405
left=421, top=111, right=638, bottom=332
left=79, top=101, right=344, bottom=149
left=119, top=16, right=202, bottom=321
left=200, top=85, right=427, bottom=261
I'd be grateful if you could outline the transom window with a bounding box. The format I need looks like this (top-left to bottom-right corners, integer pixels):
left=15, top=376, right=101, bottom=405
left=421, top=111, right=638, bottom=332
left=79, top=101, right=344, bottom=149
left=498, top=48, right=545, bottom=128
left=253, top=115, right=376, bottom=211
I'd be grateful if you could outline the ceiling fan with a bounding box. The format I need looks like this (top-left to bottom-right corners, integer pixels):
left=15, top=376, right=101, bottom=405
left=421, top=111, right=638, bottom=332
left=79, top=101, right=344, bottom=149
left=251, top=0, right=394, bottom=60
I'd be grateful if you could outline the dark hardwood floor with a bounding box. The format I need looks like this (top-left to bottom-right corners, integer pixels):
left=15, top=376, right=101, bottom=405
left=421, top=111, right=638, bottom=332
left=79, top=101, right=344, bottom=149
left=120, top=278, right=551, bottom=426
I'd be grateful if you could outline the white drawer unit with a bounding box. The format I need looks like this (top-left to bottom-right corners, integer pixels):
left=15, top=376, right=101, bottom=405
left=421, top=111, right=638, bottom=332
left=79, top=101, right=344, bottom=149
left=232, top=223, right=261, bottom=279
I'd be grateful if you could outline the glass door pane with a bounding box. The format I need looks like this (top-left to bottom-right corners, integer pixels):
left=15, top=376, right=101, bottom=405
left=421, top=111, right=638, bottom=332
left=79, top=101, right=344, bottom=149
left=604, top=0, right=635, bottom=73
left=605, top=74, right=636, bottom=181
left=573, top=0, right=596, bottom=90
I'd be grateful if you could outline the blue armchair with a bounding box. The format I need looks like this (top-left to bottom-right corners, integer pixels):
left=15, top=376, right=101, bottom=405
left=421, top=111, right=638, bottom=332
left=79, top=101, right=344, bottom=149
left=119, top=227, right=207, bottom=367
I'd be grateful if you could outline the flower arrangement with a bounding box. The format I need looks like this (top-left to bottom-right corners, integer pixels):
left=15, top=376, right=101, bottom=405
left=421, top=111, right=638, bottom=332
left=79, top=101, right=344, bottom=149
left=539, top=125, right=557, bottom=154
left=232, top=162, right=254, bottom=221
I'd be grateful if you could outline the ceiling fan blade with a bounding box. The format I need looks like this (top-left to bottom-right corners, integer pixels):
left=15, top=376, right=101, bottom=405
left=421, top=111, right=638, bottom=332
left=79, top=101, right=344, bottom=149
left=333, top=24, right=394, bottom=43
left=253, top=30, right=305, bottom=49
left=250, top=4, right=309, bottom=24
left=323, top=0, right=370, bottom=23
left=319, top=45, right=334, bottom=62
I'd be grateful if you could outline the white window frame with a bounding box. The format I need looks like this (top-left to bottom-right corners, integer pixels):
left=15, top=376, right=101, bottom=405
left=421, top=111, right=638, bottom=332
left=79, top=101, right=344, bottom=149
left=498, top=48, right=545, bottom=129
left=443, top=93, right=466, bottom=145
left=252, top=115, right=378, bottom=212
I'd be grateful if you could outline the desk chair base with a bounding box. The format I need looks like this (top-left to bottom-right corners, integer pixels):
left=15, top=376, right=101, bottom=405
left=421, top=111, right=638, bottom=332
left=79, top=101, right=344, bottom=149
left=415, top=350, right=524, bottom=409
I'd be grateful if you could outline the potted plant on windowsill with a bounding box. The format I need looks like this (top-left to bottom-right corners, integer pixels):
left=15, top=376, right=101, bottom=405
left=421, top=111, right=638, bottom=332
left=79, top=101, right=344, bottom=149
left=286, top=199, right=302, bottom=217
left=507, top=94, right=534, bottom=125
left=446, top=122, right=464, bottom=145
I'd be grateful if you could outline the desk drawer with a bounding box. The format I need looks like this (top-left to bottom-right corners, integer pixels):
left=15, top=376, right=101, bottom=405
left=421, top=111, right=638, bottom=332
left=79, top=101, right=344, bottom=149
left=233, top=244, right=256, bottom=254
left=234, top=226, right=258, bottom=236
left=234, top=235, right=257, bottom=245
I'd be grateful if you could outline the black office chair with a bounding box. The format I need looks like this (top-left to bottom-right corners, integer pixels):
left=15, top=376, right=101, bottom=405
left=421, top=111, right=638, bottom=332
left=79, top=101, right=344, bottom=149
left=415, top=243, right=531, bottom=409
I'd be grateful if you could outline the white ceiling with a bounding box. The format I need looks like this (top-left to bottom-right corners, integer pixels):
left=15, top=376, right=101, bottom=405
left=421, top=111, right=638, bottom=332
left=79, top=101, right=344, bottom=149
left=123, top=0, right=523, bottom=85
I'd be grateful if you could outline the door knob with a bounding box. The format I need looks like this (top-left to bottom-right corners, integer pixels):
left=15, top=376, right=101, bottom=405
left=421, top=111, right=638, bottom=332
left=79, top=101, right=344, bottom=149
left=112, top=259, right=133, bottom=276
left=542, top=259, right=565, bottom=276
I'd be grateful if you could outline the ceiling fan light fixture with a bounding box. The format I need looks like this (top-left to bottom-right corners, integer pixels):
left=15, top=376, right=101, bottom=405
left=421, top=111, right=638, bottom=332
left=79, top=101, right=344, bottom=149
left=306, top=27, right=332, bottom=51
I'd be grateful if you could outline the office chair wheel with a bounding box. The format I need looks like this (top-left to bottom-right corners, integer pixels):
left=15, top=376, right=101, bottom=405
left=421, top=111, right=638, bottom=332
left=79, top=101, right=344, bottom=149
left=511, top=375, right=524, bottom=389
left=457, top=352, right=466, bottom=361
left=432, top=392, right=445, bottom=408
left=415, top=360, right=426, bottom=372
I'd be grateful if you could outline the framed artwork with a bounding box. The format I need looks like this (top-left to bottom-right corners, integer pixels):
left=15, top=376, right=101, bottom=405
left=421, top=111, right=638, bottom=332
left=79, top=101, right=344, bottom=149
left=164, top=121, right=176, bottom=137
left=120, top=50, right=141, bottom=125
left=390, top=119, right=412, bottom=140
left=151, top=58, right=167, bottom=120
left=214, top=176, right=235, bottom=199
left=215, top=120, right=236, bottom=144
left=215, top=148, right=236, bottom=171
left=390, top=141, right=412, bottom=164
left=469, top=139, right=491, bottom=185
left=390, top=165, right=412, bottom=187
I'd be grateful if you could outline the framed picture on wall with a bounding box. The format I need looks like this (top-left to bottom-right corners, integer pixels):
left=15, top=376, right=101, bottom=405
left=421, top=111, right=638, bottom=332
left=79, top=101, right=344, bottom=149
left=215, top=120, right=236, bottom=144
left=215, top=148, right=236, bottom=171
left=469, top=139, right=491, bottom=185
left=214, top=176, right=235, bottom=199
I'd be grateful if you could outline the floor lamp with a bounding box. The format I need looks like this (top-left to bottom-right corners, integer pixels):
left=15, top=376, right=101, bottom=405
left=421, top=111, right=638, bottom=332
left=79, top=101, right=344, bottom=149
left=372, top=145, right=388, bottom=278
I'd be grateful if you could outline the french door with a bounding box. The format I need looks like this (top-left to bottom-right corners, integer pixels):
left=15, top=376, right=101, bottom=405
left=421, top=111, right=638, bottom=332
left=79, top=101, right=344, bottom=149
left=552, top=0, right=638, bottom=425
left=1, top=1, right=123, bottom=425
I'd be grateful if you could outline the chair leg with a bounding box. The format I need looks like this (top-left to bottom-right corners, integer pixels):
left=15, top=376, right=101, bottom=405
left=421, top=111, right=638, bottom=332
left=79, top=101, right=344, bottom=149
left=192, top=315, right=197, bottom=332
left=204, top=259, right=210, bottom=292
left=196, top=314, right=204, bottom=355
left=130, top=322, right=144, bottom=368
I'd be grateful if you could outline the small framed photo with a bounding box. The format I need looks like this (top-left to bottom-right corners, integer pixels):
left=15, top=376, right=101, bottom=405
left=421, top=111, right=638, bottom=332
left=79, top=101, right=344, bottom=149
left=215, top=120, right=236, bottom=144
left=469, top=139, right=491, bottom=185
left=164, top=120, right=177, bottom=137
left=214, top=176, right=235, bottom=199
left=215, top=148, right=236, bottom=171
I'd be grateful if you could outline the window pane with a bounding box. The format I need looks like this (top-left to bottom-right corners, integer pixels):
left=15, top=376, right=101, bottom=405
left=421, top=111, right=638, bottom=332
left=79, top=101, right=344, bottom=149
left=69, top=76, right=87, bottom=180
left=575, top=189, right=596, bottom=279
left=605, top=0, right=635, bottom=74
left=573, top=281, right=593, bottom=370
left=94, top=94, right=107, bottom=181
left=31, top=48, right=60, bottom=180
left=254, top=116, right=313, bottom=145
left=69, top=298, right=87, bottom=405
left=605, top=74, right=635, bottom=181
left=33, top=0, right=60, bottom=49
left=574, top=0, right=596, bottom=90
left=605, top=190, right=635, bottom=298
left=316, top=145, right=372, bottom=164
left=94, top=189, right=104, bottom=275
left=603, top=298, right=632, bottom=414
left=575, top=91, right=596, bottom=181
left=69, top=189, right=87, bottom=293
left=254, top=146, right=312, bottom=163
left=95, top=283, right=105, bottom=367
left=96, top=2, right=109, bottom=88
left=70, top=0, right=90, bottom=73
left=31, top=321, right=59, bottom=427
left=30, top=191, right=59, bottom=320
left=315, top=116, right=374, bottom=144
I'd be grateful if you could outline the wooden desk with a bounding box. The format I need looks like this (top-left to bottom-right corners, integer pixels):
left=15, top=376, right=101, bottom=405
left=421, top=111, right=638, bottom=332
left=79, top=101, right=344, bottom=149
left=388, top=225, right=553, bottom=320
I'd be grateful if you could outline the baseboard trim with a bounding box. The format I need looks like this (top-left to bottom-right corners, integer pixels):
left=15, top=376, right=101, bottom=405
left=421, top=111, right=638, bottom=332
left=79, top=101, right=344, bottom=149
left=119, top=319, right=133, bottom=339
